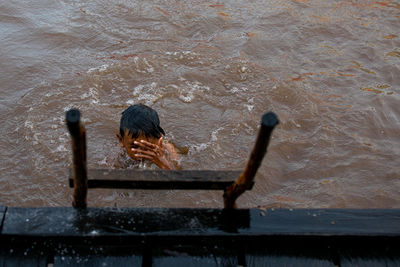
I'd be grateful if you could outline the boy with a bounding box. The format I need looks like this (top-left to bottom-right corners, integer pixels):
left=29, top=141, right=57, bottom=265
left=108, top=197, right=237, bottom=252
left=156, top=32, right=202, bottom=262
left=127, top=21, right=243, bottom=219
left=116, top=104, right=179, bottom=170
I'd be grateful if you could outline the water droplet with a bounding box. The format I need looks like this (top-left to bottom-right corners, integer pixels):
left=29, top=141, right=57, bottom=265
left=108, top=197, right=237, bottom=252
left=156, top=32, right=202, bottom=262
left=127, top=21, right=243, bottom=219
left=90, top=230, right=99, bottom=235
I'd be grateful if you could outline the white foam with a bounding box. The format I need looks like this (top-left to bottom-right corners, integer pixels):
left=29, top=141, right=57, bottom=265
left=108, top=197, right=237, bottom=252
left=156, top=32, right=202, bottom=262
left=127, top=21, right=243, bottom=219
left=133, top=84, right=144, bottom=95
left=80, top=92, right=89, bottom=99
left=178, top=80, right=210, bottom=103
left=192, top=143, right=208, bottom=152
left=179, top=92, right=194, bottom=103
left=165, top=51, right=198, bottom=57
left=230, top=86, right=247, bottom=93
left=55, top=144, right=67, bottom=152
left=143, top=58, right=154, bottom=73
left=230, top=87, right=239, bottom=93
left=98, top=156, right=108, bottom=166
left=32, top=132, right=40, bottom=145
left=244, top=104, right=254, bottom=111
left=63, top=104, right=75, bottom=112
left=137, top=93, right=160, bottom=105
left=24, top=120, right=34, bottom=129
left=191, top=127, right=223, bottom=153
left=128, top=82, right=161, bottom=105
left=133, top=57, right=154, bottom=73
left=87, top=64, right=109, bottom=73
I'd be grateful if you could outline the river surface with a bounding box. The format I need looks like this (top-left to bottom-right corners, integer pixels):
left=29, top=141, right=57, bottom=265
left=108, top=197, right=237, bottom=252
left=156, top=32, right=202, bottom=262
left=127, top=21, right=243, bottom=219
left=0, top=0, right=399, bottom=208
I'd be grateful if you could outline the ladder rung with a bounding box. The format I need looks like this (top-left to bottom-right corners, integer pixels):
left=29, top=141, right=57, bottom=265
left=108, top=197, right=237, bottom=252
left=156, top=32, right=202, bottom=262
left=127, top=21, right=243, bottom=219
left=69, top=169, right=243, bottom=190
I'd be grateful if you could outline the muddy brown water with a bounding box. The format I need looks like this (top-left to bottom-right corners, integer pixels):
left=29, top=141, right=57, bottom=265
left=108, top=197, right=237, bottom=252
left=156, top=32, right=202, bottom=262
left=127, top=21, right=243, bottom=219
left=0, top=0, right=399, bottom=208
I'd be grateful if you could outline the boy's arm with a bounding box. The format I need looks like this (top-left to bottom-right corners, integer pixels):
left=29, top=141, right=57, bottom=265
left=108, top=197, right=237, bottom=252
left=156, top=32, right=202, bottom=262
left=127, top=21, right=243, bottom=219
left=164, top=142, right=181, bottom=170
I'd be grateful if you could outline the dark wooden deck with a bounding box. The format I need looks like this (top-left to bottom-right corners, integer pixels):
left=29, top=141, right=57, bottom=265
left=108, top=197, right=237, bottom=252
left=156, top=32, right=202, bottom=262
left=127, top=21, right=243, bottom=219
left=0, top=206, right=399, bottom=266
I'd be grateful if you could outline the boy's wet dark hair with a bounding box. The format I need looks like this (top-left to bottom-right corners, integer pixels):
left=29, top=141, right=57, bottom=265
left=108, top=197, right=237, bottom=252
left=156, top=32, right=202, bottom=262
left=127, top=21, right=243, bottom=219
left=120, top=104, right=165, bottom=139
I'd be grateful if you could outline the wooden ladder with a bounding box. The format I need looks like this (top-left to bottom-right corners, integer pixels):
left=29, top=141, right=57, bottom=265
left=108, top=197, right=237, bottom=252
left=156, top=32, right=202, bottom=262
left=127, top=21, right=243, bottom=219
left=66, top=109, right=279, bottom=208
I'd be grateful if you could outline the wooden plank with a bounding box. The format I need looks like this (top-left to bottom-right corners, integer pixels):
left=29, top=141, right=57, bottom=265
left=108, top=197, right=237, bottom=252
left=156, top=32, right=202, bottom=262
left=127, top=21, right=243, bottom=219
left=152, top=245, right=240, bottom=267
left=339, top=246, right=400, bottom=267
left=1, top=208, right=399, bottom=265
left=69, top=169, right=242, bottom=190
left=2, top=208, right=400, bottom=238
left=0, top=252, right=47, bottom=267
left=244, top=240, right=334, bottom=266
left=247, top=208, right=400, bottom=236
left=245, top=255, right=333, bottom=267
left=152, top=255, right=238, bottom=267
left=341, top=257, right=399, bottom=267
left=54, top=255, right=142, bottom=267
left=1, top=207, right=249, bottom=237
left=0, top=257, right=47, bottom=267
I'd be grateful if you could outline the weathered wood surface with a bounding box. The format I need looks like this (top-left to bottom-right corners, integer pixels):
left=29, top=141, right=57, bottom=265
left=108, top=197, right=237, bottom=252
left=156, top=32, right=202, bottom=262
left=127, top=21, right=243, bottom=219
left=54, top=255, right=142, bottom=267
left=2, top=208, right=400, bottom=238
left=0, top=207, right=399, bottom=266
left=0, top=252, right=47, bottom=267
left=340, top=254, right=399, bottom=267
left=245, top=255, right=333, bottom=267
left=69, top=169, right=242, bottom=190
left=152, top=255, right=238, bottom=267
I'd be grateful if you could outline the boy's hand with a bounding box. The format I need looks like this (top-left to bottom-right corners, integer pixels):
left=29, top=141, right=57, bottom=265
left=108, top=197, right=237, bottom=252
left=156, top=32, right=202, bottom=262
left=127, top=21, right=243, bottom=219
left=132, top=138, right=174, bottom=170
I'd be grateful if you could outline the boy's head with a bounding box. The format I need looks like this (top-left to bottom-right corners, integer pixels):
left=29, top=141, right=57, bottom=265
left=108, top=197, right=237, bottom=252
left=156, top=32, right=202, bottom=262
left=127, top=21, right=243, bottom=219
left=119, top=104, right=165, bottom=139
left=117, top=104, right=165, bottom=159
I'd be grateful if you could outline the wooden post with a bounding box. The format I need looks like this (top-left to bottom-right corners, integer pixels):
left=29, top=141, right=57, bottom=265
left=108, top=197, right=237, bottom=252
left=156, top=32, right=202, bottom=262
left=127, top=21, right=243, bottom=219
left=224, top=112, right=279, bottom=209
left=66, top=109, right=88, bottom=208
